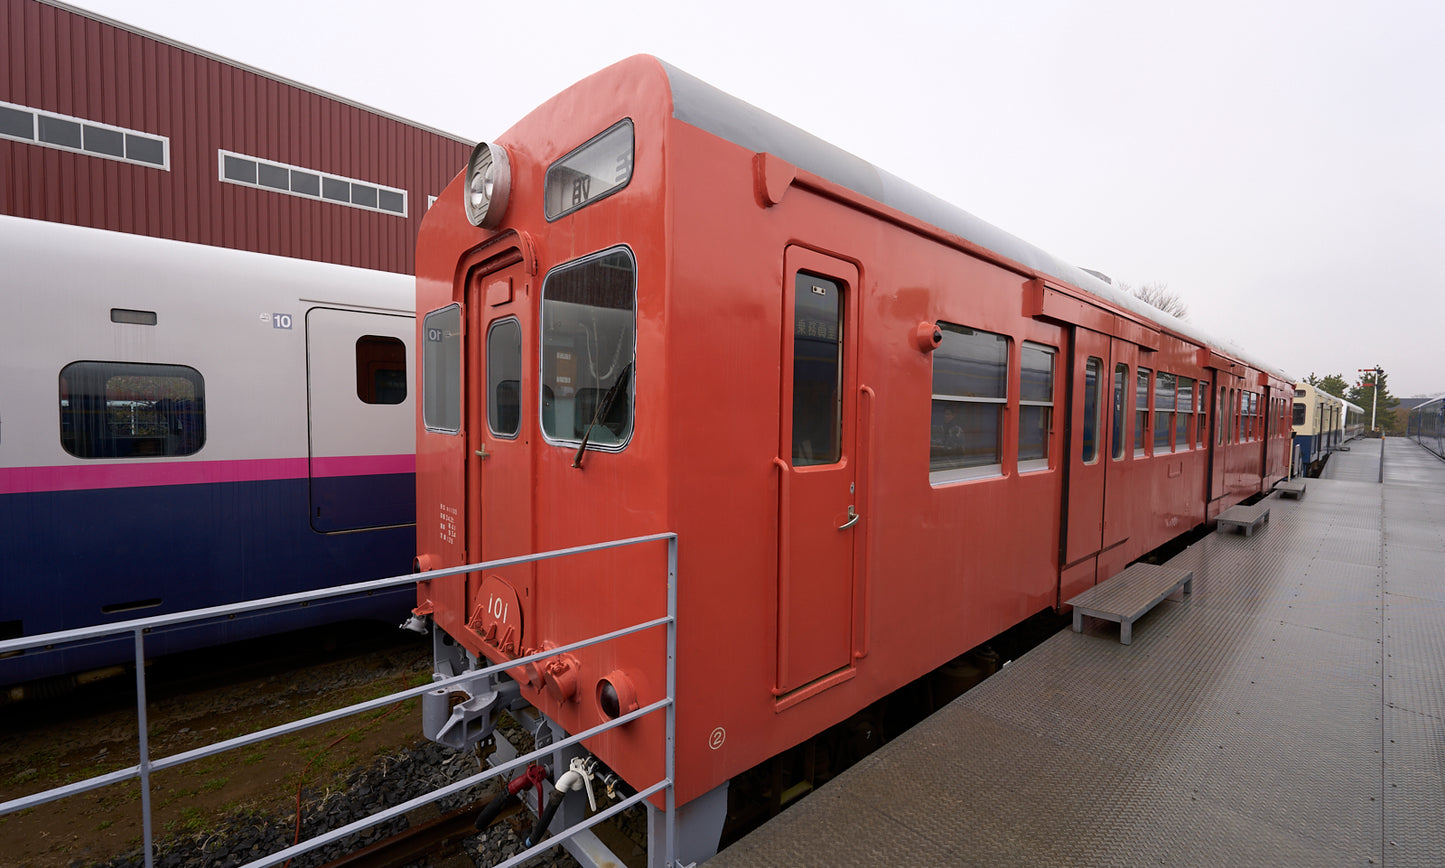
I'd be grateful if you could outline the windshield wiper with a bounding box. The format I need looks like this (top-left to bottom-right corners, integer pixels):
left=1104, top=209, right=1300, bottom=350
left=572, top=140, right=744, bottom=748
left=572, top=363, right=632, bottom=469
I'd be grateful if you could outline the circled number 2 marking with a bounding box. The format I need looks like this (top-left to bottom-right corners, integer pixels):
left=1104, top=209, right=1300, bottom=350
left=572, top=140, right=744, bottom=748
left=708, top=727, right=726, bottom=750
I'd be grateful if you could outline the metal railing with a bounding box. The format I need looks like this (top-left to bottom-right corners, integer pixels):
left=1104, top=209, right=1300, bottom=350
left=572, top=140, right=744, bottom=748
left=0, top=532, right=680, bottom=868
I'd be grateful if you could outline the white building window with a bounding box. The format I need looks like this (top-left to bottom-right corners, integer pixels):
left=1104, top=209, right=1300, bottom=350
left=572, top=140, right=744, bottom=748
left=218, top=150, right=407, bottom=217
left=0, top=100, right=168, bottom=169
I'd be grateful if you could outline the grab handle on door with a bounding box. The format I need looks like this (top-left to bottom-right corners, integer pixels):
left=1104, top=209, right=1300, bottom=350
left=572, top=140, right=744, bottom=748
left=838, top=505, right=859, bottom=530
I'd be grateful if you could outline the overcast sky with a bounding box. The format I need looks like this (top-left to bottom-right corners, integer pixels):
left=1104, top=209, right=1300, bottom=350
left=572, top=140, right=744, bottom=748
left=68, top=0, right=1445, bottom=397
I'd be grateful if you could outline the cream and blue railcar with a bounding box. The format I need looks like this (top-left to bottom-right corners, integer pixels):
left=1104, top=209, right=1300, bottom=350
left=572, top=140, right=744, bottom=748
left=1291, top=383, right=1361, bottom=475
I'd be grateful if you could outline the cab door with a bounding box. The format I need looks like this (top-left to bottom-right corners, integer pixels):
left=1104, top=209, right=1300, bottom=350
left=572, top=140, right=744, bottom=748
left=775, top=247, right=860, bottom=696
left=464, top=259, right=533, bottom=653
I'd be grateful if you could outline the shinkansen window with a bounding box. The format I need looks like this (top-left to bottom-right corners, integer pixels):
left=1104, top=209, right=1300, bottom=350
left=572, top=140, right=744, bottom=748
left=423, top=305, right=462, bottom=433
left=541, top=247, right=637, bottom=448
left=487, top=319, right=522, bottom=438
left=1135, top=367, right=1151, bottom=456
left=1019, top=343, right=1056, bottom=471
left=59, top=362, right=205, bottom=458
left=545, top=120, right=635, bottom=221
left=356, top=335, right=407, bottom=405
left=931, top=325, right=1007, bottom=482
left=1112, top=363, right=1128, bottom=460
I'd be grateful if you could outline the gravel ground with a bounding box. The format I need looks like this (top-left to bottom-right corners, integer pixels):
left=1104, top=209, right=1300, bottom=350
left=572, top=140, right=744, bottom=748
left=0, top=624, right=605, bottom=868
left=91, top=741, right=582, bottom=868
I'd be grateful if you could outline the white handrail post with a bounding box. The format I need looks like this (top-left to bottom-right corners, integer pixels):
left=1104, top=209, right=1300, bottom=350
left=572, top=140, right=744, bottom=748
left=134, top=629, right=155, bottom=868
left=665, top=533, right=679, bottom=867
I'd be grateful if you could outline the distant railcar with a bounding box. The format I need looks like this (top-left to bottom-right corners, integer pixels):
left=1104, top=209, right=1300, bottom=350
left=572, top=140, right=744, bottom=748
left=1291, top=383, right=1364, bottom=475
left=412, top=56, right=1294, bottom=865
left=0, top=217, right=417, bottom=688
left=1407, top=394, right=1445, bottom=460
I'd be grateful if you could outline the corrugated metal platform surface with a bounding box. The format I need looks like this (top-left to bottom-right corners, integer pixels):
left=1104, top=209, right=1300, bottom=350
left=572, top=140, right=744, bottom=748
left=709, top=438, right=1445, bottom=867
left=1321, top=436, right=1383, bottom=482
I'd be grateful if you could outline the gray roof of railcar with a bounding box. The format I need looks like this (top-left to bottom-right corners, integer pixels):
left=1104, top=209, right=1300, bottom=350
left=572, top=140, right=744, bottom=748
left=660, top=60, right=1290, bottom=382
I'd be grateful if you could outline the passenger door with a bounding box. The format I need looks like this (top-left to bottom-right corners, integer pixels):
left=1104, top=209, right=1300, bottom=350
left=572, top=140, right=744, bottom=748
left=464, top=260, right=533, bottom=652
left=1062, top=327, right=1108, bottom=596
left=775, top=247, right=860, bottom=696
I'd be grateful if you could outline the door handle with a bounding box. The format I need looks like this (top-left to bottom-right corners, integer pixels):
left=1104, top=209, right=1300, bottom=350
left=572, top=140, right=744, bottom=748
left=474, top=447, right=489, bottom=460
left=838, top=505, right=859, bottom=530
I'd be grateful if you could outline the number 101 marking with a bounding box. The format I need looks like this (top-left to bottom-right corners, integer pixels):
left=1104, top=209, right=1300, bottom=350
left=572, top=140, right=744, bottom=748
left=487, top=594, right=509, bottom=622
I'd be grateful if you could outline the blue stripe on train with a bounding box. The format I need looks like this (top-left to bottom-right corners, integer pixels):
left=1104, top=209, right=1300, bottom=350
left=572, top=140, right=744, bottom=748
left=0, top=473, right=416, bottom=685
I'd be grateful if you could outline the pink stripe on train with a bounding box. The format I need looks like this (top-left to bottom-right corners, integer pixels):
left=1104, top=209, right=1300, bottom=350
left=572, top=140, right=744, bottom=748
left=0, top=454, right=414, bottom=495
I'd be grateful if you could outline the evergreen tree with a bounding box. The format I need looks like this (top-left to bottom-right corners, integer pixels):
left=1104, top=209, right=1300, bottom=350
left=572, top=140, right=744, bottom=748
left=1316, top=373, right=1350, bottom=399
left=1348, top=367, right=1400, bottom=433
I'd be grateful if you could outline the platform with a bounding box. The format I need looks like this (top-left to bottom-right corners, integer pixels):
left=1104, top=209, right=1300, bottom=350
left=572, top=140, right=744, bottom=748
left=1320, top=435, right=1382, bottom=482
left=709, top=438, right=1445, bottom=868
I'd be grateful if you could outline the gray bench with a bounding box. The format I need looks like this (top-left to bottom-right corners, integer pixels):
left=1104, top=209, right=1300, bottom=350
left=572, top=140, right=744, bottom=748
left=1275, top=480, right=1306, bottom=500
left=1066, top=563, right=1194, bottom=645
left=1217, top=502, right=1271, bottom=536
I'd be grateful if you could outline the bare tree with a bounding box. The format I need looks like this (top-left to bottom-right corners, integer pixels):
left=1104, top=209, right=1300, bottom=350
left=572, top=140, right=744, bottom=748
left=1116, top=280, right=1189, bottom=320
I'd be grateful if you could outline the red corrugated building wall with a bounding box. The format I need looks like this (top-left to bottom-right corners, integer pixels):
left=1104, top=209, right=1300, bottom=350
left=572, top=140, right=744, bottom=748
left=1, top=0, right=472, bottom=274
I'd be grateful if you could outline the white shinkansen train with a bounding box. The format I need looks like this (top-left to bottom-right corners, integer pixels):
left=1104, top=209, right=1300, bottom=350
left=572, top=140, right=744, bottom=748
left=0, top=216, right=417, bottom=689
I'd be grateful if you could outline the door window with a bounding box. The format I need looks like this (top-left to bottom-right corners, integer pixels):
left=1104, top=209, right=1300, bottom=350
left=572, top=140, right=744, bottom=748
left=487, top=319, right=522, bottom=437
left=1082, top=357, right=1103, bottom=464
left=792, top=273, right=844, bottom=466
left=1112, top=363, right=1128, bottom=460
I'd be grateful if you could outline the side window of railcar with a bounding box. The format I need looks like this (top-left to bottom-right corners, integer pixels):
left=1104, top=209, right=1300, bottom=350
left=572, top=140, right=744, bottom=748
left=58, top=361, right=205, bottom=458
left=1111, top=363, right=1128, bottom=460
left=1198, top=380, right=1208, bottom=446
left=487, top=319, right=522, bottom=437
left=422, top=305, right=462, bottom=434
left=930, top=324, right=1007, bottom=482
left=1154, top=372, right=1175, bottom=453
left=1177, top=376, right=1195, bottom=449
left=1135, top=367, right=1151, bottom=457
left=540, top=247, right=637, bottom=448
left=355, top=335, right=407, bottom=404
left=1019, top=343, right=1056, bottom=471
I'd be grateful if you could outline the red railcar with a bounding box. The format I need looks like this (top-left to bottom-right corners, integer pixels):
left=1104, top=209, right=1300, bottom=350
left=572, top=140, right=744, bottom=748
left=413, top=55, right=1291, bottom=864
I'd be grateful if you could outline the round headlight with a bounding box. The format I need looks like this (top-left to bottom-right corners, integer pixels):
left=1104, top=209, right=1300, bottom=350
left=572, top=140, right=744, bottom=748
left=464, top=142, right=511, bottom=229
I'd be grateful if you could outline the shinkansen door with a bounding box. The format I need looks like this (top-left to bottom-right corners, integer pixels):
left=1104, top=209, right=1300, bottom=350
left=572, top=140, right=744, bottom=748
left=305, top=308, right=415, bottom=531
left=464, top=259, right=533, bottom=649
left=775, top=247, right=861, bottom=697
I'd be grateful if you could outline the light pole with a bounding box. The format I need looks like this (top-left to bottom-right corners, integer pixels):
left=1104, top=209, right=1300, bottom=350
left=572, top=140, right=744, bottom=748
left=1358, top=366, right=1382, bottom=433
